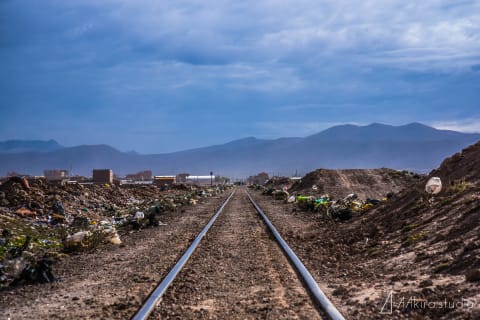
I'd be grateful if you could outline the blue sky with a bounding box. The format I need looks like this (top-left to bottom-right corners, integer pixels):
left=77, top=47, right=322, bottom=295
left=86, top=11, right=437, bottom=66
left=1, top=0, right=479, bottom=153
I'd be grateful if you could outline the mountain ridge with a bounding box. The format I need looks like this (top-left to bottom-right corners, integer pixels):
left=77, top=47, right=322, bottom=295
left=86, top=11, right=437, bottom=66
left=0, top=139, right=64, bottom=153
left=1, top=123, right=479, bottom=177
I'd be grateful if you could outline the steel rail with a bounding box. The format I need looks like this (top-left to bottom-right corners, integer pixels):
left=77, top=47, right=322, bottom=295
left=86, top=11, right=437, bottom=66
left=131, top=190, right=236, bottom=320
left=246, top=190, right=346, bottom=320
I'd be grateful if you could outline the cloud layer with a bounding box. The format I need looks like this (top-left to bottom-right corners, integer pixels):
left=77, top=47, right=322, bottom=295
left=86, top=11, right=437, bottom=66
left=1, top=0, right=479, bottom=152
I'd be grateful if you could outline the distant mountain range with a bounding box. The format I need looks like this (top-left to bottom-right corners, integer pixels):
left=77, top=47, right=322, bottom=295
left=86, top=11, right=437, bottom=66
left=0, top=139, right=63, bottom=153
left=0, top=123, right=479, bottom=177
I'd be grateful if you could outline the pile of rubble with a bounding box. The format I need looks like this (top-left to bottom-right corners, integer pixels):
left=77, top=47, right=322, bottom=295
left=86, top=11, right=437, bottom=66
left=253, top=168, right=422, bottom=220
left=255, top=184, right=391, bottom=220
left=273, top=141, right=480, bottom=318
left=0, top=177, right=229, bottom=287
left=289, top=168, right=422, bottom=199
left=290, top=192, right=390, bottom=220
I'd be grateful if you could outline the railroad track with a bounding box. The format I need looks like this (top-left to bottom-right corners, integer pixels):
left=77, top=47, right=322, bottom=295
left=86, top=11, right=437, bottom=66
left=132, top=188, right=345, bottom=320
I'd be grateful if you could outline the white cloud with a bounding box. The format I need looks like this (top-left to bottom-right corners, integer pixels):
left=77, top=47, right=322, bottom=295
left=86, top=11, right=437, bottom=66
left=56, top=0, right=480, bottom=71
left=429, top=118, right=480, bottom=133
left=9, top=0, right=480, bottom=76
left=96, top=59, right=305, bottom=96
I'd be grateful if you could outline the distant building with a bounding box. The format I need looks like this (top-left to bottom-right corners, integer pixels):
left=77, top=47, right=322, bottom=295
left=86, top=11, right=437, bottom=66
left=186, top=175, right=215, bottom=186
left=247, top=172, right=269, bottom=185
left=93, top=169, right=113, bottom=184
left=68, top=175, right=89, bottom=183
left=125, top=170, right=153, bottom=181
left=118, top=179, right=153, bottom=185
left=154, top=175, right=176, bottom=186
left=44, top=169, right=69, bottom=181
left=176, top=173, right=190, bottom=183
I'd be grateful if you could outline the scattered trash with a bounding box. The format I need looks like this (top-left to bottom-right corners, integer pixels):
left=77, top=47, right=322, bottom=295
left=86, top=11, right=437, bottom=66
left=425, top=177, right=442, bottom=194
left=0, top=177, right=231, bottom=288
left=134, top=211, right=145, bottom=220
left=105, top=230, right=121, bottom=245
left=296, top=195, right=314, bottom=202
left=10, top=259, right=56, bottom=285
left=366, top=198, right=381, bottom=206
left=52, top=201, right=65, bottom=215
left=47, top=214, right=63, bottom=224
left=344, top=193, right=358, bottom=201
left=272, top=189, right=289, bottom=200
left=3, top=257, right=27, bottom=280
left=266, top=187, right=391, bottom=221
left=71, top=216, right=90, bottom=228
left=66, top=231, right=92, bottom=246
left=15, top=207, right=36, bottom=217
left=314, top=195, right=331, bottom=206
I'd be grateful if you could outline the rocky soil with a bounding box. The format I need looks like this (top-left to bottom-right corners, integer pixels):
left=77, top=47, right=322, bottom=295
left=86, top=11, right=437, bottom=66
left=0, top=178, right=226, bottom=288
left=1, top=191, right=228, bottom=319
left=153, top=190, right=323, bottom=319
left=253, top=141, right=480, bottom=319
left=289, top=168, right=422, bottom=200
left=1, top=141, right=479, bottom=319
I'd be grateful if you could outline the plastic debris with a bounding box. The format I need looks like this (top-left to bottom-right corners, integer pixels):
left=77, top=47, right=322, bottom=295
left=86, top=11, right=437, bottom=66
left=71, top=216, right=90, bottom=228
left=66, top=231, right=91, bottom=245
left=344, top=193, right=358, bottom=201
left=134, top=211, right=145, bottom=220
left=425, top=177, right=442, bottom=194
left=3, top=257, right=27, bottom=280
left=15, top=207, right=36, bottom=217
left=106, top=230, right=121, bottom=245
left=296, top=195, right=314, bottom=202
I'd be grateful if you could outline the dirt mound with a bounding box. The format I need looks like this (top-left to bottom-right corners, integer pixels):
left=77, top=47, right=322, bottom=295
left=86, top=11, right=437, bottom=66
left=264, top=176, right=292, bottom=189
left=289, top=168, right=422, bottom=200
left=331, top=140, right=480, bottom=317
left=253, top=141, right=480, bottom=318
left=357, top=141, right=480, bottom=268
left=430, top=140, right=480, bottom=186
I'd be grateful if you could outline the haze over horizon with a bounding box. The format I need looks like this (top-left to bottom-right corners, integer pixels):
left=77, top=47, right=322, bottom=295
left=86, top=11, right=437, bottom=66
left=1, top=122, right=479, bottom=155
left=1, top=1, right=479, bottom=154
